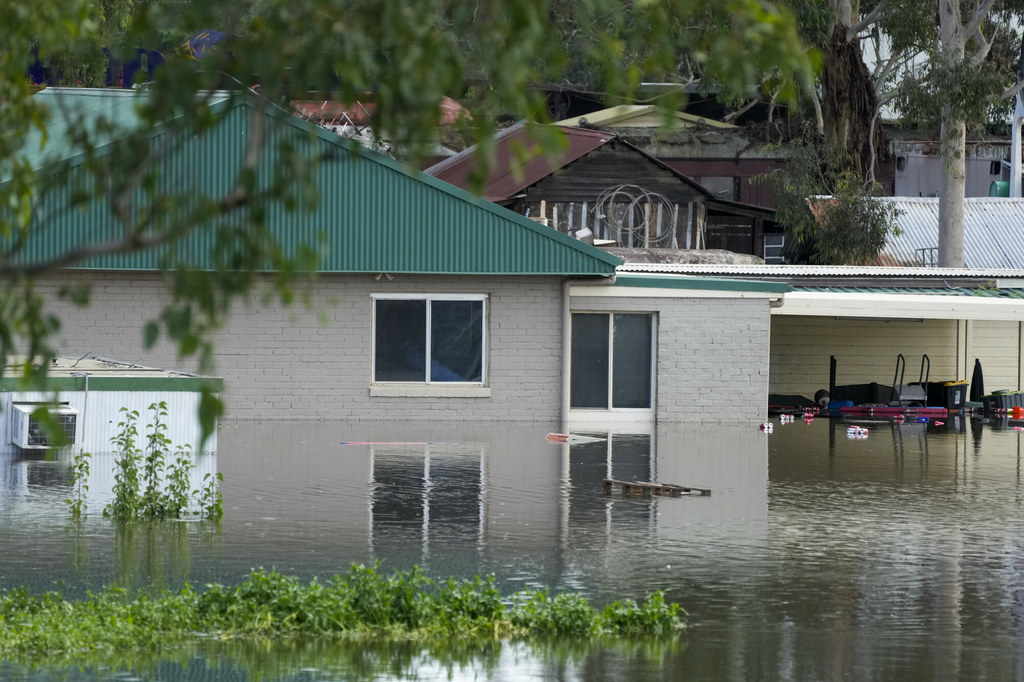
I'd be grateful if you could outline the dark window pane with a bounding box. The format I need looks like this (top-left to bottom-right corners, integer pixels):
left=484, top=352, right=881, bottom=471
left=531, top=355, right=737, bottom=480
left=427, top=456, right=481, bottom=527
left=610, top=433, right=652, bottom=481
left=612, top=314, right=652, bottom=408
left=568, top=436, right=610, bottom=521
left=430, top=300, right=483, bottom=382
left=375, top=299, right=426, bottom=381
left=571, top=314, right=609, bottom=408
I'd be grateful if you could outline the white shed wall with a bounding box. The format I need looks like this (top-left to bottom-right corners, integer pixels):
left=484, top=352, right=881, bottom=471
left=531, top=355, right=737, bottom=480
left=0, top=390, right=214, bottom=455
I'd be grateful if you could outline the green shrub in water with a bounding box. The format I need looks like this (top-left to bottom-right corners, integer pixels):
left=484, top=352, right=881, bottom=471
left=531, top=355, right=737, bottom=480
left=64, top=449, right=90, bottom=521
left=0, top=565, right=685, bottom=659
left=67, top=402, right=222, bottom=521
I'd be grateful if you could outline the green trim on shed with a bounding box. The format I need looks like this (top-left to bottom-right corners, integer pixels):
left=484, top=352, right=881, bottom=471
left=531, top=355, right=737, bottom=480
left=0, top=376, right=224, bottom=393
left=612, top=274, right=791, bottom=294
left=13, top=89, right=621, bottom=277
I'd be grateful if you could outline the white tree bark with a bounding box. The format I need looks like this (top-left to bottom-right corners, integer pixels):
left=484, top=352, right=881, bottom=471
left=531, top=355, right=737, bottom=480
left=938, top=0, right=966, bottom=268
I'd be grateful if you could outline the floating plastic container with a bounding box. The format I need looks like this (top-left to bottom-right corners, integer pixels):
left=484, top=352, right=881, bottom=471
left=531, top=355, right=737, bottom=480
left=983, top=391, right=1024, bottom=413
left=846, top=425, right=869, bottom=439
left=941, top=381, right=968, bottom=411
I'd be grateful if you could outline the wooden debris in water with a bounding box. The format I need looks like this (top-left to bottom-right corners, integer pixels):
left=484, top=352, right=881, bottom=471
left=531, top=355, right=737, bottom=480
left=603, top=478, right=711, bottom=497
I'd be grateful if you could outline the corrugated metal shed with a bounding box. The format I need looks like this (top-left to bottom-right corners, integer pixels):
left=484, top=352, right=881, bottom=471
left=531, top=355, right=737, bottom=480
left=877, top=197, right=1024, bottom=269
left=425, top=122, right=614, bottom=202
left=10, top=89, right=621, bottom=277
left=0, top=356, right=221, bottom=454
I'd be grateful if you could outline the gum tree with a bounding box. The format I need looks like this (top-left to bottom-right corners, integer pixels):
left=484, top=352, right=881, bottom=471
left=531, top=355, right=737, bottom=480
left=1, top=0, right=815, bottom=433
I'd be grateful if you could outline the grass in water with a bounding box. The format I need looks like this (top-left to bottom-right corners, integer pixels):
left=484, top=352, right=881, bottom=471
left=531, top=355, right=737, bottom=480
left=0, top=565, right=684, bottom=661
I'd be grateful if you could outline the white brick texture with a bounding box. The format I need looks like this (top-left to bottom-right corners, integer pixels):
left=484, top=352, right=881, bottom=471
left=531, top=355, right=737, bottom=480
left=35, top=273, right=771, bottom=422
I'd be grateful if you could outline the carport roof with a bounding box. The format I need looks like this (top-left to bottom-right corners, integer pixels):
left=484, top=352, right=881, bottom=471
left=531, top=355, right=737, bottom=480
left=614, top=262, right=1024, bottom=321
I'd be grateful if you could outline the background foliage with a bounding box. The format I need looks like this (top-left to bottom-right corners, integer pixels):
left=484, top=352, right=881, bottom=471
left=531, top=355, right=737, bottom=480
left=1, top=0, right=816, bottom=432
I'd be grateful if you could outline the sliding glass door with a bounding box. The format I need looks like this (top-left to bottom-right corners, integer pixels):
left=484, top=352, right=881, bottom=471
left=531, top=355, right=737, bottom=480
left=570, top=313, right=654, bottom=410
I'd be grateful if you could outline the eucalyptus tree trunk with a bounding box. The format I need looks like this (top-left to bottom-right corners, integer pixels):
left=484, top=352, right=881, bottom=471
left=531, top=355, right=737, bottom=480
left=938, top=0, right=966, bottom=268
left=821, top=0, right=878, bottom=177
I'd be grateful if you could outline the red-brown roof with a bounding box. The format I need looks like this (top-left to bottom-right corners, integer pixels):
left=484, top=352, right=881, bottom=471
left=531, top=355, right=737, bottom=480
left=425, top=123, right=614, bottom=202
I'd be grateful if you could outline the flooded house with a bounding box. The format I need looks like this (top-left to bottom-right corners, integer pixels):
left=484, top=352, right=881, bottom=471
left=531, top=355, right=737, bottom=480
left=612, top=262, right=1024, bottom=407
left=9, top=87, right=787, bottom=427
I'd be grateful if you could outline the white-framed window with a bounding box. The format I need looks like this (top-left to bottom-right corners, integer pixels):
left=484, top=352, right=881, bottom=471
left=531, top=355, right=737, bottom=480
left=372, top=294, right=487, bottom=384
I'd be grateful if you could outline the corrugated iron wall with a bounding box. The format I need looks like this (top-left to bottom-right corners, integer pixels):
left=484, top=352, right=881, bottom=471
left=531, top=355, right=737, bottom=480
left=0, top=389, right=214, bottom=455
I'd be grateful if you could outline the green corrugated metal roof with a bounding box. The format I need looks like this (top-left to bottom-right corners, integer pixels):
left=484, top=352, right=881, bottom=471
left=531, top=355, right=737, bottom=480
left=8, top=88, right=621, bottom=277
left=14, top=89, right=146, bottom=174
left=614, top=274, right=791, bottom=294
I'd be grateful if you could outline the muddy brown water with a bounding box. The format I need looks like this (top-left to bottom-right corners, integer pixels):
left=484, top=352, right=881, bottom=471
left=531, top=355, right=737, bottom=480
left=2, top=415, right=1023, bottom=680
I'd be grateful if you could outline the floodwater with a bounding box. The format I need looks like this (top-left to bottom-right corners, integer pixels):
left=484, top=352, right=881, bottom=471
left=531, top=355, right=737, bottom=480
left=2, top=415, right=1024, bottom=680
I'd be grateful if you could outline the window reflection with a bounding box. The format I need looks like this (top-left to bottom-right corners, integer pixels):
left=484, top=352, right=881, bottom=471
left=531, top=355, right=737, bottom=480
left=369, top=445, right=484, bottom=558
left=567, top=432, right=653, bottom=526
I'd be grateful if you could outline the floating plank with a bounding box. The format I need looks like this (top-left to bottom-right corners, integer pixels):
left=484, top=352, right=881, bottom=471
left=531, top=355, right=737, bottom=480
left=603, top=478, right=711, bottom=497
left=546, top=433, right=607, bottom=444
left=837, top=406, right=948, bottom=418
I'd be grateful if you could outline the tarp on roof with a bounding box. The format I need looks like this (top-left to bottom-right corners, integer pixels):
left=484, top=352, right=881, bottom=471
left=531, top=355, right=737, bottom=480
left=179, top=31, right=231, bottom=60
left=7, top=88, right=621, bottom=277
left=425, top=123, right=613, bottom=202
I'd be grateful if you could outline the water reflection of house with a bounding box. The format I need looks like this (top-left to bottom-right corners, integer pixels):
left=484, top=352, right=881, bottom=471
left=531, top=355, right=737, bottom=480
left=18, top=88, right=786, bottom=426
left=213, top=421, right=768, bottom=574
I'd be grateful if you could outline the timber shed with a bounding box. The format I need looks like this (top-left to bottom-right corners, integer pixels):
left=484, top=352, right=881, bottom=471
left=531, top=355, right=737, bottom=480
left=425, top=122, right=780, bottom=260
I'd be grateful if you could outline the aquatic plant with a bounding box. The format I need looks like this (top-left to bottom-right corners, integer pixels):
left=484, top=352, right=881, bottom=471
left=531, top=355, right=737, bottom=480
left=66, top=401, right=222, bottom=521
left=0, top=565, right=685, bottom=661
left=64, top=449, right=89, bottom=521
left=106, top=407, right=143, bottom=519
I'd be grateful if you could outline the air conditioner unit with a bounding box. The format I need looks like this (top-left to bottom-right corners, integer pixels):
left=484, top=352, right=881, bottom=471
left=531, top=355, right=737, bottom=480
left=9, top=403, right=78, bottom=450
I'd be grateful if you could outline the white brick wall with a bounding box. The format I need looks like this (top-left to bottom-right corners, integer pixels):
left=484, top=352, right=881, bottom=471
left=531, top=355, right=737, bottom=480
left=571, top=295, right=771, bottom=422
left=38, top=271, right=566, bottom=422
left=34, top=272, right=772, bottom=423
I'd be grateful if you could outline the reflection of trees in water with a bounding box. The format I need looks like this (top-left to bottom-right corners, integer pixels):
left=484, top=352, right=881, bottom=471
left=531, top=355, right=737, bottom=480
left=7, top=631, right=681, bottom=681
left=108, top=521, right=220, bottom=596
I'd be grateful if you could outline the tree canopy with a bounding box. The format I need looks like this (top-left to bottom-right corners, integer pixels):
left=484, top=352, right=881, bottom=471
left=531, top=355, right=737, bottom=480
left=770, top=1, right=1024, bottom=267
left=1, top=0, right=816, bottom=436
